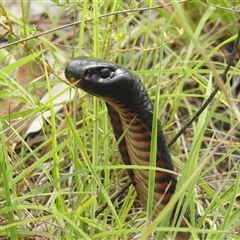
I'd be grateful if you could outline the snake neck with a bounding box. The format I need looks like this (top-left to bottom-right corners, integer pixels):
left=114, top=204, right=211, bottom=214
left=105, top=98, right=177, bottom=212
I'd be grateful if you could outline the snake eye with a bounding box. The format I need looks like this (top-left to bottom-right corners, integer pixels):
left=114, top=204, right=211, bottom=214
left=100, top=68, right=111, bottom=78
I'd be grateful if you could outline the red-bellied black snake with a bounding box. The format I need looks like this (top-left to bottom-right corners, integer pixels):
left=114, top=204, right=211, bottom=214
left=65, top=56, right=210, bottom=239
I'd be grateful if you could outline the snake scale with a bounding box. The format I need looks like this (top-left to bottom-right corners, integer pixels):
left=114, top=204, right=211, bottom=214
left=65, top=56, right=210, bottom=239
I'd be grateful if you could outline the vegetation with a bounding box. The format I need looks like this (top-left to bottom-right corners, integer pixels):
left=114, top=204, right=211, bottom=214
left=0, top=1, right=239, bottom=239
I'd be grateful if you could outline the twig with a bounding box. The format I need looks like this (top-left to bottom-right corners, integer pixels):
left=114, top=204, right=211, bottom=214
left=168, top=26, right=240, bottom=147
left=0, top=2, right=188, bottom=50
left=202, top=0, right=240, bottom=13
left=95, top=181, right=132, bottom=217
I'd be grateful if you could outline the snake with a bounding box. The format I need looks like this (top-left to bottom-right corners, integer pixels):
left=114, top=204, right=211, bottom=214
left=65, top=56, right=209, bottom=239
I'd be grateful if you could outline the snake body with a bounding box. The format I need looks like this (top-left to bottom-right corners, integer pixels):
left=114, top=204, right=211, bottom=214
left=65, top=57, right=208, bottom=238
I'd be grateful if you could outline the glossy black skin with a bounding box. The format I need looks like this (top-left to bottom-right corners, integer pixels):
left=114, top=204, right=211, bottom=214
left=65, top=57, right=155, bottom=138
left=65, top=57, right=176, bottom=177
left=65, top=56, right=139, bottom=99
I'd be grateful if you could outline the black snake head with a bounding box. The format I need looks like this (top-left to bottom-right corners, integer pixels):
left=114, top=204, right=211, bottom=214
left=65, top=56, right=138, bottom=99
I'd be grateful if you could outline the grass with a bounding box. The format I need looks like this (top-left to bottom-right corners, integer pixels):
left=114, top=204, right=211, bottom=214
left=0, top=0, right=240, bottom=239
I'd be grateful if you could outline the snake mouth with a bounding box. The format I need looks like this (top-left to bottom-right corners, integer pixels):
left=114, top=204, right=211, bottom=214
left=67, top=76, right=82, bottom=84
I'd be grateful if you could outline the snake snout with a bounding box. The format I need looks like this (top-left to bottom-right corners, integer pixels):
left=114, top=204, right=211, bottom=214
left=65, top=61, right=85, bottom=83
